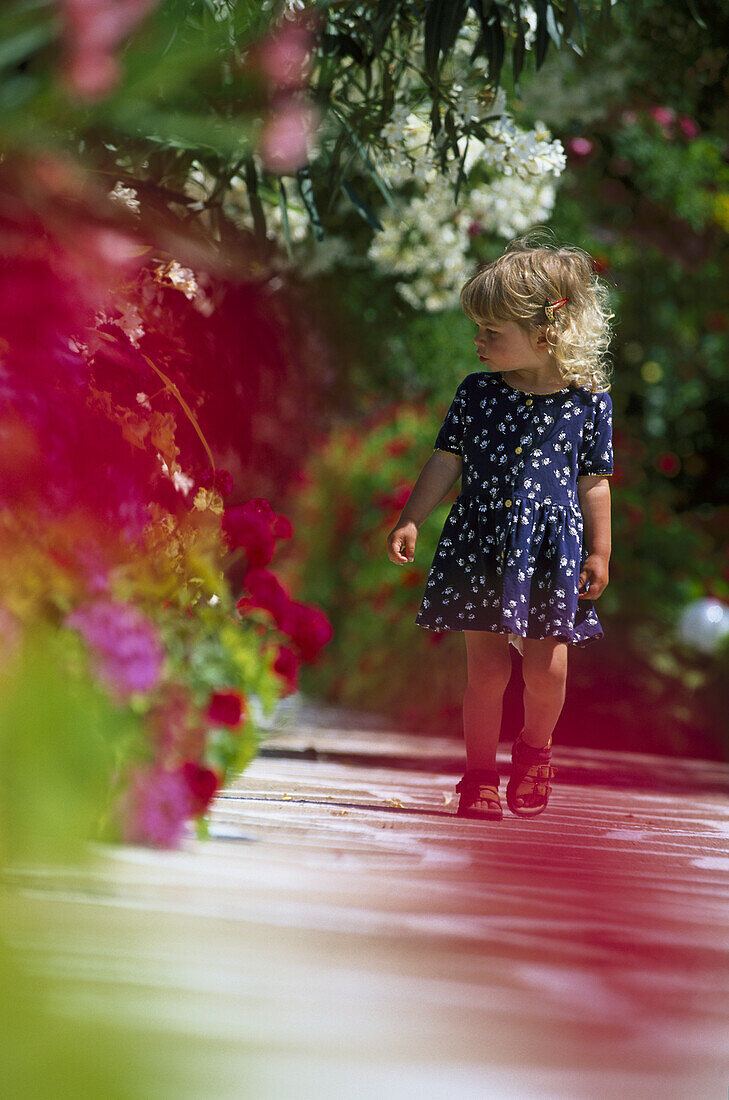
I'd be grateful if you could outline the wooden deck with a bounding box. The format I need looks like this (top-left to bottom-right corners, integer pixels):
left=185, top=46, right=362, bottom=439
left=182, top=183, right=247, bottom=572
left=2, top=707, right=728, bottom=1098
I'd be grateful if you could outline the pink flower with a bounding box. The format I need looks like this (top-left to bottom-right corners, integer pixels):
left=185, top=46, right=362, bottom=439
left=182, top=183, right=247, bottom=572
left=120, top=764, right=192, bottom=848
left=567, top=137, right=594, bottom=158
left=648, top=106, right=676, bottom=126
left=61, top=0, right=158, bottom=100
left=260, top=99, right=320, bottom=174
left=206, top=689, right=246, bottom=728
left=258, top=23, right=315, bottom=91
left=67, top=599, right=164, bottom=699
left=678, top=114, right=700, bottom=139
left=621, top=110, right=638, bottom=126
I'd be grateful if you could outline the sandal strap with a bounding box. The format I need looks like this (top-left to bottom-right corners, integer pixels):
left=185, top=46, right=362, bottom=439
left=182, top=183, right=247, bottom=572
left=456, top=768, right=500, bottom=795
left=509, top=762, right=557, bottom=796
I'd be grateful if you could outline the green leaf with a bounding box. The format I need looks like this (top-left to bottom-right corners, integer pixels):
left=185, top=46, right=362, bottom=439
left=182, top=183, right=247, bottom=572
left=244, top=156, right=268, bottom=253
left=297, top=166, right=324, bottom=242
left=342, top=179, right=384, bottom=231
left=453, top=133, right=470, bottom=206
left=512, top=0, right=526, bottom=87
left=371, top=0, right=400, bottom=51
left=485, top=18, right=505, bottom=87
left=685, top=0, right=707, bottom=29
left=566, top=0, right=586, bottom=47
left=444, top=107, right=460, bottom=164
left=545, top=3, right=562, bottom=48
left=0, top=25, right=53, bottom=72
left=278, top=178, right=294, bottom=261
left=534, top=0, right=550, bottom=70
left=424, top=0, right=469, bottom=80
left=331, top=106, right=404, bottom=220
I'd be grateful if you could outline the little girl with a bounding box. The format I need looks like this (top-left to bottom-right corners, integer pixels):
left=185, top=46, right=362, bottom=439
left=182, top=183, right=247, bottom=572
left=386, top=236, right=614, bottom=822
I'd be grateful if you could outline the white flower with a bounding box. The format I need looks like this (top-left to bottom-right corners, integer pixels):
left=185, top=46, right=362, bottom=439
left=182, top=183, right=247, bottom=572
left=108, top=181, right=140, bottom=214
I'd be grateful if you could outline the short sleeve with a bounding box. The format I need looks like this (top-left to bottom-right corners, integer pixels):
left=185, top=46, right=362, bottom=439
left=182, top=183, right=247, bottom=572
left=578, top=391, right=613, bottom=476
left=433, top=379, right=468, bottom=456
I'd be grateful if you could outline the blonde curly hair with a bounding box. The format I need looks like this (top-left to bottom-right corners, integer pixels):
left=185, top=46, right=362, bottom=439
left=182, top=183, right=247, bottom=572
left=459, top=231, right=615, bottom=393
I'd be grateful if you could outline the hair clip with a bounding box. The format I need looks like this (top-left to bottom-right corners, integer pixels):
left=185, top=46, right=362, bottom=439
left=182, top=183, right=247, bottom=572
left=545, top=297, right=569, bottom=323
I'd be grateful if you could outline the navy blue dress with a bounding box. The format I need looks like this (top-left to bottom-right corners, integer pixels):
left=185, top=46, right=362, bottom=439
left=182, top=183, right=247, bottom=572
left=415, top=370, right=613, bottom=648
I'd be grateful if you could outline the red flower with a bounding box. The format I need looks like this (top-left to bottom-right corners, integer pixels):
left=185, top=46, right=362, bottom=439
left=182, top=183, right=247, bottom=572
left=237, top=567, right=291, bottom=622
left=198, top=467, right=234, bottom=496
left=223, top=505, right=276, bottom=566
left=178, top=761, right=220, bottom=816
left=374, top=483, right=412, bottom=513
left=223, top=498, right=292, bottom=566
left=206, top=689, right=246, bottom=727
left=277, top=600, right=333, bottom=662
left=386, top=437, right=410, bottom=457
left=656, top=451, right=681, bottom=477
left=273, top=643, right=300, bottom=694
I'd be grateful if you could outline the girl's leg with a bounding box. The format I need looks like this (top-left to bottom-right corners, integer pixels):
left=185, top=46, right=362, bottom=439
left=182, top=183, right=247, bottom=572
left=520, top=636, right=569, bottom=748
left=463, top=630, right=513, bottom=771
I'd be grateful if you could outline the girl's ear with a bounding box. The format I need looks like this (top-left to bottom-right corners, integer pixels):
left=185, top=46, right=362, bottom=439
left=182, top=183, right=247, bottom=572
left=534, top=324, right=550, bottom=349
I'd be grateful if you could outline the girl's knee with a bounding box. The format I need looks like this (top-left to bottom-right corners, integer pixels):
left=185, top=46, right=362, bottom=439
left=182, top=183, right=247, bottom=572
left=521, top=638, right=568, bottom=689
left=465, top=630, right=513, bottom=686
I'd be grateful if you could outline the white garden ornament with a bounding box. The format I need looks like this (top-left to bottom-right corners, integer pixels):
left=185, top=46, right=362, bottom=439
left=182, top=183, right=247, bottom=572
left=676, top=597, right=729, bottom=655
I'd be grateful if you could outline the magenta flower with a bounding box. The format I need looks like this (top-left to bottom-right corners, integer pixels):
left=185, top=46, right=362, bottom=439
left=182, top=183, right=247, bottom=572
left=61, top=0, right=158, bottom=100
left=260, top=100, right=320, bottom=174
left=258, top=22, right=315, bottom=91
left=648, top=106, right=676, bottom=127
left=678, top=114, right=700, bottom=139
left=567, top=137, right=594, bottom=158
left=67, top=599, right=164, bottom=699
left=120, top=764, right=192, bottom=848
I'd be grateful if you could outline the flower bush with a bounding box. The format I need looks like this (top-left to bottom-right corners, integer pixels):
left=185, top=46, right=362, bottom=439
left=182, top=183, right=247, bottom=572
left=0, top=180, right=333, bottom=855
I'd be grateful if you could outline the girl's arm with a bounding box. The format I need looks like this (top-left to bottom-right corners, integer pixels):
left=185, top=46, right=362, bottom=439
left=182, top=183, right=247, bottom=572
left=397, top=450, right=462, bottom=529
left=577, top=475, right=611, bottom=599
left=387, top=450, right=462, bottom=564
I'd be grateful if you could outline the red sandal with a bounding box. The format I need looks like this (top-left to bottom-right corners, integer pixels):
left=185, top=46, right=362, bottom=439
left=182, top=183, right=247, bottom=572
left=506, top=728, right=557, bottom=818
left=455, top=768, right=503, bottom=821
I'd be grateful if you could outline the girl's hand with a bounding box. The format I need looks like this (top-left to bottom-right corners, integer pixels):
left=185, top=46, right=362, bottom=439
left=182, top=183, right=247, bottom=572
left=578, top=554, right=609, bottom=599
left=387, top=520, right=418, bottom=564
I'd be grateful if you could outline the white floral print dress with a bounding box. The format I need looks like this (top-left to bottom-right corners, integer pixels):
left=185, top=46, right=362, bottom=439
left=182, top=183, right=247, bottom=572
left=415, top=371, right=614, bottom=650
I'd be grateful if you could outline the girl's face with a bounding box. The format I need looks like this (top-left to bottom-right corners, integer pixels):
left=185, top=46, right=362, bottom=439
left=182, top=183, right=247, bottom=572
left=474, top=319, right=550, bottom=374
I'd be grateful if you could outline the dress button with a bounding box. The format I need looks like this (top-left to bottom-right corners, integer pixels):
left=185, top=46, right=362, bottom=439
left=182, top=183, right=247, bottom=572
left=525, top=398, right=533, bottom=405
left=505, top=499, right=512, bottom=507
left=515, top=446, right=522, bottom=453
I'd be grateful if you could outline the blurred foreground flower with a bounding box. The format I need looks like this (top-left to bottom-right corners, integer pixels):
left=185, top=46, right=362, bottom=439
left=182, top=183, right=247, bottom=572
left=67, top=599, right=165, bottom=700
left=61, top=0, right=158, bottom=100
left=260, top=99, right=321, bottom=174
left=119, top=763, right=192, bottom=848
left=207, top=689, right=246, bottom=727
